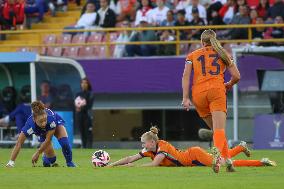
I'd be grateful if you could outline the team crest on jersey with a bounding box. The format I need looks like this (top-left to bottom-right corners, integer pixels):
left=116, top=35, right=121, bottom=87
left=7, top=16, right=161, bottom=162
left=50, top=121, right=56, bottom=128
left=27, top=128, right=34, bottom=135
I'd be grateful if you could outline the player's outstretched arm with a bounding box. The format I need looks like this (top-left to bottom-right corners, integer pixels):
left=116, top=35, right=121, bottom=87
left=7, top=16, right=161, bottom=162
left=32, top=129, right=55, bottom=166
left=140, top=153, right=165, bottom=167
left=6, top=132, right=26, bottom=167
left=108, top=154, right=143, bottom=167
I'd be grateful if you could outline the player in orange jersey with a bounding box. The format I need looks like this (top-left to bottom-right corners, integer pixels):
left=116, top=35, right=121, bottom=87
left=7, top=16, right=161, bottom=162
left=182, top=29, right=241, bottom=172
left=107, top=127, right=276, bottom=171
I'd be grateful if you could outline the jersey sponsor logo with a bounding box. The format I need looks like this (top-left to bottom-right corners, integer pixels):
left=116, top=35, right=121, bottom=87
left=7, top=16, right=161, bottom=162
left=27, top=128, right=34, bottom=135
left=50, top=121, right=56, bottom=128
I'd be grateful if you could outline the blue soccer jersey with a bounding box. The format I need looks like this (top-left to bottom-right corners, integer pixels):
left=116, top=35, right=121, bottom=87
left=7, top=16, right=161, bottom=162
left=21, top=109, right=65, bottom=141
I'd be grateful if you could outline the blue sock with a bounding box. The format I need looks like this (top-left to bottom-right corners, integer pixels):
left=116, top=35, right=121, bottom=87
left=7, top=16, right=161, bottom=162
left=58, top=137, right=74, bottom=167
left=42, top=156, right=56, bottom=167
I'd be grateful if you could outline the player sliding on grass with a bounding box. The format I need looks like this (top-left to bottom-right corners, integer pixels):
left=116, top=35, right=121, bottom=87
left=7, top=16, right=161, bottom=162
left=108, top=127, right=276, bottom=171
left=6, top=101, right=76, bottom=168
left=182, top=29, right=241, bottom=172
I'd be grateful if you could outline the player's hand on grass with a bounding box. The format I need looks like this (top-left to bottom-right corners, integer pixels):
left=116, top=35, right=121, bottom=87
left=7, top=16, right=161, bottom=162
left=32, top=151, right=40, bottom=166
left=6, top=160, right=15, bottom=168
left=182, top=98, right=192, bottom=111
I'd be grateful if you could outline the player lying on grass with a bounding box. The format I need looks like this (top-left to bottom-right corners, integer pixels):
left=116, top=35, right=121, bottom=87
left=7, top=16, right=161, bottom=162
left=108, top=127, right=276, bottom=172
left=6, top=101, right=76, bottom=168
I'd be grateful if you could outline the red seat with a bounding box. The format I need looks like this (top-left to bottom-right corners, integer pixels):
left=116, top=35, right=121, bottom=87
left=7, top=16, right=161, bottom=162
left=47, top=47, right=63, bottom=57
left=78, top=46, right=96, bottom=58
left=57, top=34, right=72, bottom=44
left=87, top=33, right=104, bottom=43
left=95, top=46, right=107, bottom=58
left=109, top=32, right=119, bottom=42
left=72, top=34, right=87, bottom=44
left=43, top=34, right=57, bottom=44
left=63, top=46, right=80, bottom=58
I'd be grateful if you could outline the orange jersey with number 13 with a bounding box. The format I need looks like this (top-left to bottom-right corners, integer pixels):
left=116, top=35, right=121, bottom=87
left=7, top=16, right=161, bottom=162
left=186, top=46, right=227, bottom=93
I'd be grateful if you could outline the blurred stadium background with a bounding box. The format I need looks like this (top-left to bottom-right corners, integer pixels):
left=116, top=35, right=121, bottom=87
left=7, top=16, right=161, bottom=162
left=1, top=0, right=284, bottom=151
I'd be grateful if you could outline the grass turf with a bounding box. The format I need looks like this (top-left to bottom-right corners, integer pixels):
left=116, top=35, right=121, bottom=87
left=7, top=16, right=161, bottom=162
left=0, top=148, right=283, bottom=189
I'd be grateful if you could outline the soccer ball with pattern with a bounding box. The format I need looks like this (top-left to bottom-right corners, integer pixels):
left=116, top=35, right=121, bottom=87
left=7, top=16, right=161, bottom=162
left=91, top=150, right=110, bottom=167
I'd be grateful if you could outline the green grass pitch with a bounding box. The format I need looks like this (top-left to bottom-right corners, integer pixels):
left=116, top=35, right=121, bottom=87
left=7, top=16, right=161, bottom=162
left=0, top=148, right=283, bottom=189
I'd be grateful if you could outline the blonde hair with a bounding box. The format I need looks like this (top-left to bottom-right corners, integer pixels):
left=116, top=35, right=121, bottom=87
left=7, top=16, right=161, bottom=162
left=141, top=126, right=159, bottom=142
left=201, top=29, right=232, bottom=67
left=31, top=101, right=45, bottom=117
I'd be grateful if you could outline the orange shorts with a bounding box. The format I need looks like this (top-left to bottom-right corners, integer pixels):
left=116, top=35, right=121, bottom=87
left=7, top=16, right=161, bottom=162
left=192, top=87, right=227, bottom=118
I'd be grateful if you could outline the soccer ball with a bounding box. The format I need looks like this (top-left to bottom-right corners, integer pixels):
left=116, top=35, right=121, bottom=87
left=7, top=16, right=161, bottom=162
left=74, top=96, right=86, bottom=108
left=91, top=150, right=110, bottom=167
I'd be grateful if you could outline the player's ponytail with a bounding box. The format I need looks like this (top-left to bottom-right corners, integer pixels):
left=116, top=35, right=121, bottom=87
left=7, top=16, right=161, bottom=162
left=141, top=126, right=159, bottom=142
left=31, top=101, right=45, bottom=117
left=201, top=29, right=232, bottom=67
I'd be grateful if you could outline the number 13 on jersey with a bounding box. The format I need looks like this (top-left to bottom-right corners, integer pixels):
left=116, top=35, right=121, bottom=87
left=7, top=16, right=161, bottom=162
left=197, top=54, right=220, bottom=76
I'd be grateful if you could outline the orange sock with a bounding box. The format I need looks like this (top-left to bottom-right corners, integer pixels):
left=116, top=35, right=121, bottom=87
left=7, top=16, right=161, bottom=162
left=213, top=128, right=228, bottom=158
left=188, top=147, right=213, bottom=166
left=222, top=139, right=230, bottom=159
left=229, top=145, right=244, bottom=158
left=233, top=160, right=263, bottom=167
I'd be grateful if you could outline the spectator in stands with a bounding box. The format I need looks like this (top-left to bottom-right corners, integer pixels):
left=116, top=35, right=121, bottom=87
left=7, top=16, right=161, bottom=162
left=185, top=0, right=207, bottom=24
left=267, top=0, right=284, bottom=19
left=148, top=0, right=170, bottom=26
left=256, top=0, right=270, bottom=19
left=24, top=0, right=48, bottom=22
left=236, top=0, right=247, bottom=12
left=98, top=0, right=116, bottom=28
left=175, top=0, right=190, bottom=12
left=252, top=17, right=265, bottom=39
left=158, top=30, right=175, bottom=55
left=206, top=0, right=223, bottom=24
left=75, top=78, right=94, bottom=148
left=189, top=7, right=205, bottom=40
left=264, top=16, right=284, bottom=45
left=229, top=5, right=250, bottom=39
left=250, top=8, right=258, bottom=24
left=134, top=0, right=153, bottom=26
left=113, top=20, right=132, bottom=58
left=64, top=2, right=99, bottom=35
left=209, top=9, right=224, bottom=25
left=1, top=0, right=25, bottom=29
left=81, top=0, right=100, bottom=15
left=116, top=0, right=137, bottom=22
left=174, top=9, right=190, bottom=40
left=49, top=0, right=68, bottom=14
left=161, top=10, right=175, bottom=26
left=219, top=0, right=237, bottom=24
left=125, top=18, right=157, bottom=56
left=38, top=80, right=53, bottom=109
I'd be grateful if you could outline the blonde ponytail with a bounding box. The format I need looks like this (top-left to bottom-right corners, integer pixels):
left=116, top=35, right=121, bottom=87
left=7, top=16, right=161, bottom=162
left=210, top=37, right=232, bottom=67
left=201, top=29, right=232, bottom=67
left=141, top=126, right=159, bottom=142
